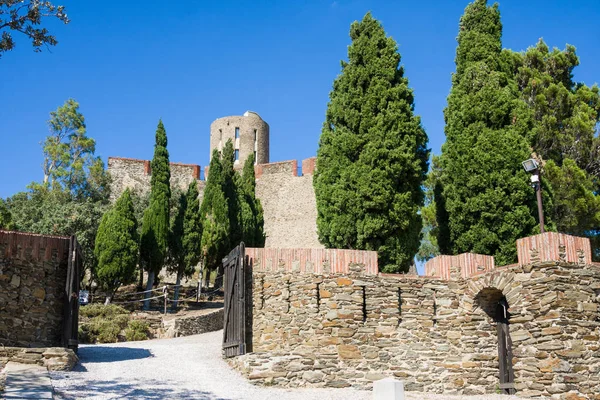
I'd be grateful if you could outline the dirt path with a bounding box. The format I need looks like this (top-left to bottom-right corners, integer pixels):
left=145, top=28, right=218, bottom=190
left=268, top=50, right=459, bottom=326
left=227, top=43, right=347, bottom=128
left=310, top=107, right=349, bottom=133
left=50, top=330, right=523, bottom=400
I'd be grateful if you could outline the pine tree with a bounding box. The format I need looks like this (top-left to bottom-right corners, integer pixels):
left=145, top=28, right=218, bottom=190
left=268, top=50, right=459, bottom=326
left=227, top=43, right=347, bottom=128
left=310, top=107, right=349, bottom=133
left=140, top=120, right=171, bottom=309
left=437, top=0, right=540, bottom=265
left=94, top=189, right=139, bottom=304
left=200, top=149, right=230, bottom=288
left=509, top=40, right=600, bottom=240
left=314, top=12, right=429, bottom=273
left=240, top=153, right=265, bottom=247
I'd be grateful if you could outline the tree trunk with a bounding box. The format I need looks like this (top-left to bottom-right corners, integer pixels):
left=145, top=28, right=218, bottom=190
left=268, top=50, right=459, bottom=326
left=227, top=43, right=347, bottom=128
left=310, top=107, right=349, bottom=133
left=138, top=263, right=144, bottom=291
left=104, top=295, right=111, bottom=305
left=214, top=264, right=224, bottom=291
left=171, top=271, right=183, bottom=311
left=143, top=270, right=155, bottom=310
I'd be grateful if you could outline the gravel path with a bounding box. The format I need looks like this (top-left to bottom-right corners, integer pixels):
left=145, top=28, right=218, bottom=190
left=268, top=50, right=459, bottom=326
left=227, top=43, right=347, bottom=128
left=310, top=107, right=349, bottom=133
left=50, top=330, right=523, bottom=400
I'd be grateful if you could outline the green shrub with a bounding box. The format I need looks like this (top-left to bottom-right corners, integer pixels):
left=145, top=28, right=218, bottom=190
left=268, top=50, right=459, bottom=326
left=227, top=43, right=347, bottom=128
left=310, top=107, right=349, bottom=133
left=79, top=304, right=131, bottom=343
left=79, top=303, right=128, bottom=319
left=124, top=320, right=149, bottom=342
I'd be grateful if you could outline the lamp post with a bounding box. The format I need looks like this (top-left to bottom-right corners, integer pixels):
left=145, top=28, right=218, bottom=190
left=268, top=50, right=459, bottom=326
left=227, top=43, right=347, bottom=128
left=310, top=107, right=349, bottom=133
left=522, top=159, right=545, bottom=233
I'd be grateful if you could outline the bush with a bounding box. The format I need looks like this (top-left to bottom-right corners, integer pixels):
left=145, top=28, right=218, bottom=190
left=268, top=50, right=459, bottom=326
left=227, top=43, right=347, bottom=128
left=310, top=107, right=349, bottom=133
left=79, top=304, right=130, bottom=343
left=79, top=303, right=128, bottom=319
left=124, top=320, right=149, bottom=342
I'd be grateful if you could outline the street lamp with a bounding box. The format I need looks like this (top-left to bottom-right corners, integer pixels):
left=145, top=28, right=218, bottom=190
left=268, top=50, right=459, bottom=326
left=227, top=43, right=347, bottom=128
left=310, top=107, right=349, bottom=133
left=522, top=158, right=545, bottom=233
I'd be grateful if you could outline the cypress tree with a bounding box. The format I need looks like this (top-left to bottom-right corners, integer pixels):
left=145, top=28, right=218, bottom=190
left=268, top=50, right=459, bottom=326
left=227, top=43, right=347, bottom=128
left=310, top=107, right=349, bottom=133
left=437, top=0, right=539, bottom=265
left=221, top=139, right=241, bottom=247
left=200, top=149, right=230, bottom=288
left=94, top=189, right=139, bottom=305
left=167, top=181, right=202, bottom=309
left=314, top=12, right=429, bottom=273
left=140, top=120, right=171, bottom=308
left=240, top=153, right=265, bottom=247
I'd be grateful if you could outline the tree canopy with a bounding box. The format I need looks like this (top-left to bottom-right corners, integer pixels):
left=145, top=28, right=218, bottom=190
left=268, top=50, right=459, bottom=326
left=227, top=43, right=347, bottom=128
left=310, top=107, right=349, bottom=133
left=199, top=149, right=230, bottom=274
left=314, top=12, right=429, bottom=273
left=436, top=0, right=543, bottom=265
left=0, top=1, right=69, bottom=58
left=38, top=99, right=110, bottom=201
left=94, top=189, right=139, bottom=304
left=140, top=120, right=171, bottom=307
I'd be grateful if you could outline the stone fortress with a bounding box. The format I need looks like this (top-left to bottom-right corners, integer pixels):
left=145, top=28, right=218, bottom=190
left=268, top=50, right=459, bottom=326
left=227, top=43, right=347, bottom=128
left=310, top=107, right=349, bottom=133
left=107, top=111, right=600, bottom=399
left=108, top=111, right=322, bottom=249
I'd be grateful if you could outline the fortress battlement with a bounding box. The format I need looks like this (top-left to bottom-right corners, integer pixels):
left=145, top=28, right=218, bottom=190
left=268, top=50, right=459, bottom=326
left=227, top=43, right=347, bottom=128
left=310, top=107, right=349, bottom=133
left=107, top=112, right=323, bottom=249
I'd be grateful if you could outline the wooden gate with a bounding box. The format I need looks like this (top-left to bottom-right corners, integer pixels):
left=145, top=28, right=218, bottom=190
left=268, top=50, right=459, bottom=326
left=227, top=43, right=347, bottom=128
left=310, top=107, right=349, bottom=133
left=222, top=242, right=248, bottom=358
left=62, top=235, right=82, bottom=352
left=496, top=298, right=515, bottom=394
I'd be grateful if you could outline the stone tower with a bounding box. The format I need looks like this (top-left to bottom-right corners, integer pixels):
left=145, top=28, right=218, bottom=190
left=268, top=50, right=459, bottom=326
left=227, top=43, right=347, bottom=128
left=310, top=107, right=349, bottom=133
left=209, top=111, right=269, bottom=168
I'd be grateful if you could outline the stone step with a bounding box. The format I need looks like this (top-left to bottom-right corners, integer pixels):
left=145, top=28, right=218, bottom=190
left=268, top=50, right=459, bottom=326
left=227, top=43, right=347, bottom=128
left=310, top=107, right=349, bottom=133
left=3, top=362, right=53, bottom=399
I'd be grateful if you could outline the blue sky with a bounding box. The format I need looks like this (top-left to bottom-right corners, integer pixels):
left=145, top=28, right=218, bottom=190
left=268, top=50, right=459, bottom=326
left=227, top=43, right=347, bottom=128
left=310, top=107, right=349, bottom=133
left=1, top=0, right=599, bottom=199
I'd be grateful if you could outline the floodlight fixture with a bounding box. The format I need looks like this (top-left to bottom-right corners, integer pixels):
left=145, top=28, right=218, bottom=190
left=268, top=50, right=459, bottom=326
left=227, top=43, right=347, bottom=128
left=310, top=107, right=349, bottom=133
left=521, top=158, right=545, bottom=233
left=522, top=158, right=538, bottom=172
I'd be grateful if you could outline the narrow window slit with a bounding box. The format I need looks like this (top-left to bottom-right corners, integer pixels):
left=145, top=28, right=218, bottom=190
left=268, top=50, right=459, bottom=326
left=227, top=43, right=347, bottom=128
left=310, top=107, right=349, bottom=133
left=397, top=287, right=403, bottom=325
left=361, top=286, right=367, bottom=322
left=260, top=276, right=265, bottom=309
left=286, top=280, right=291, bottom=312
left=433, top=290, right=437, bottom=326
left=316, top=282, right=321, bottom=313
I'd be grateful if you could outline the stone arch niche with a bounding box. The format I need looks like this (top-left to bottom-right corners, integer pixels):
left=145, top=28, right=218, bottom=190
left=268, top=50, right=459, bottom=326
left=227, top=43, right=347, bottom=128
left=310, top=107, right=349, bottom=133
left=462, top=268, right=524, bottom=316
left=473, top=286, right=516, bottom=395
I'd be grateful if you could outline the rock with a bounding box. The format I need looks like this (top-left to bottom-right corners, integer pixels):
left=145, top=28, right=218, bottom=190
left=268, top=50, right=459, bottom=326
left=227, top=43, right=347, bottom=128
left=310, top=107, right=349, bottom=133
left=302, top=370, right=324, bottom=383
left=336, top=277, right=352, bottom=286
left=32, top=287, right=46, bottom=301
left=10, top=274, right=20, bottom=288
left=338, top=344, right=361, bottom=359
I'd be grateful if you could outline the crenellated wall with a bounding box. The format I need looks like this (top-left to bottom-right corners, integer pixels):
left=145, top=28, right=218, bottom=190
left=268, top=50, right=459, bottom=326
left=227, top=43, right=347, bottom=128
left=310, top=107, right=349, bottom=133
left=229, top=235, right=600, bottom=399
left=107, top=157, right=204, bottom=202
left=108, top=156, right=321, bottom=249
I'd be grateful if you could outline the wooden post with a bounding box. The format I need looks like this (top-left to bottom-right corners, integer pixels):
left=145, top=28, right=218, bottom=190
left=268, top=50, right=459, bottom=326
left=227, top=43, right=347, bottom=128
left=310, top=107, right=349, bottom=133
left=163, top=286, right=167, bottom=315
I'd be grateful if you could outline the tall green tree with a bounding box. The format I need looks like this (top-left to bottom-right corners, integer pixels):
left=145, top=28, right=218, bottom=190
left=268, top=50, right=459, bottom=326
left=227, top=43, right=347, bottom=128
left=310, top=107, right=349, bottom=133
left=508, top=40, right=600, bottom=242
left=168, top=181, right=202, bottom=309
left=240, top=153, right=265, bottom=247
left=40, top=99, right=110, bottom=202
left=510, top=40, right=600, bottom=173
left=199, top=149, right=230, bottom=287
left=221, top=140, right=241, bottom=247
left=437, top=0, right=542, bottom=265
left=0, top=1, right=69, bottom=58
left=94, top=189, right=139, bottom=305
left=140, top=120, right=171, bottom=309
left=6, top=99, right=110, bottom=282
left=314, top=12, right=429, bottom=273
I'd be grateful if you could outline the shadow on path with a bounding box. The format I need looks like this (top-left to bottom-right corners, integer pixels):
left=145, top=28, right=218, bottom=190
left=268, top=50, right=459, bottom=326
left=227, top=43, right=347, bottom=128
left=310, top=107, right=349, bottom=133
left=52, top=378, right=232, bottom=400
left=78, top=346, right=153, bottom=363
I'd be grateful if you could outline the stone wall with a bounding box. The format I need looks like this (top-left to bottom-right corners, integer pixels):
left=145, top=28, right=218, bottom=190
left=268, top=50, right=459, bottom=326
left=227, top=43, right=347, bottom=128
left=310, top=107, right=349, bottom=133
left=255, top=159, right=322, bottom=249
left=0, top=231, right=71, bottom=347
left=107, top=157, right=204, bottom=202
left=230, top=237, right=600, bottom=399
left=162, top=308, right=224, bottom=338
left=0, top=347, right=77, bottom=371
left=108, top=156, right=321, bottom=249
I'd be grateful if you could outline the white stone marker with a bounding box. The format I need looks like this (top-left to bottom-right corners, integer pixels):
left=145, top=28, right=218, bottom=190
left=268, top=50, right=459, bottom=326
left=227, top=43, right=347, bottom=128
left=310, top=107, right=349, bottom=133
left=373, top=377, right=405, bottom=400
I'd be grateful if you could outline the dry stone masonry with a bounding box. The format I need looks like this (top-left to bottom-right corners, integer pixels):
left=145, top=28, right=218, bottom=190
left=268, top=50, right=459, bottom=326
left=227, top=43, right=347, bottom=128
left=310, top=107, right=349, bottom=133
left=0, top=230, right=71, bottom=348
left=108, top=156, right=322, bottom=249
left=229, top=233, right=600, bottom=399
left=107, top=111, right=323, bottom=249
